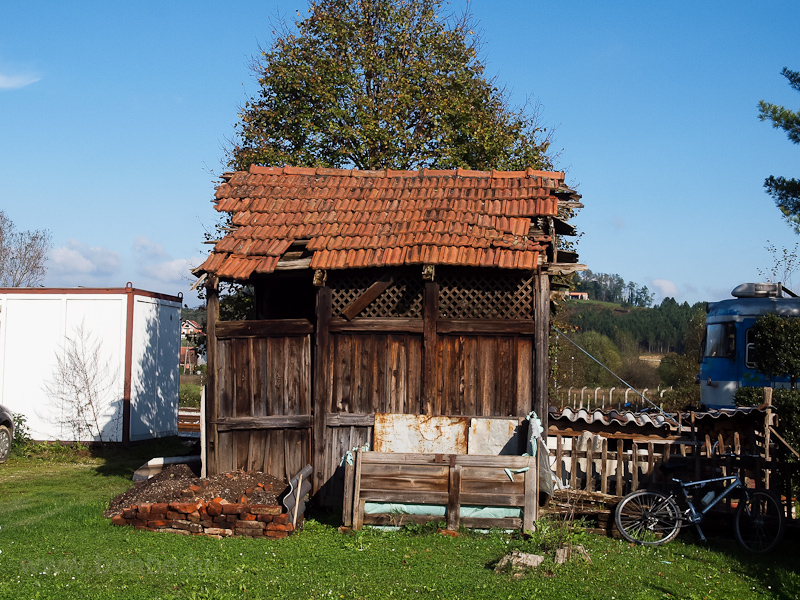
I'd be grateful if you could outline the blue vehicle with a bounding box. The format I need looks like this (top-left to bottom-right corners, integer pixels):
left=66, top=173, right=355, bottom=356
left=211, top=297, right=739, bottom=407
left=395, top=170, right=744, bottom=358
left=700, top=282, right=800, bottom=408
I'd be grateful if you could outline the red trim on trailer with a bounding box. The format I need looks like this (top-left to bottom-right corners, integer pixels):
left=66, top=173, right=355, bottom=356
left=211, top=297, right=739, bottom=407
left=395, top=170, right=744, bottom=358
left=0, top=284, right=181, bottom=304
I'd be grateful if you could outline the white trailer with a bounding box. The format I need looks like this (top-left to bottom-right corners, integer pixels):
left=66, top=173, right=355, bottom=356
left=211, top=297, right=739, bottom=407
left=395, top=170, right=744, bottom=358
left=0, top=284, right=181, bottom=442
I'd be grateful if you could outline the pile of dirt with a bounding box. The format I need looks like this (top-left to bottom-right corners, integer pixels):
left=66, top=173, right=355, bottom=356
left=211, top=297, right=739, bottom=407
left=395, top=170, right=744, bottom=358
left=105, top=463, right=288, bottom=517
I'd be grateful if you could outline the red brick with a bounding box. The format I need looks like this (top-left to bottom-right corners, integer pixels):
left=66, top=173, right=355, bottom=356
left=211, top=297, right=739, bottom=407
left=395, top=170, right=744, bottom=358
left=166, top=511, right=182, bottom=520
left=207, top=502, right=223, bottom=517
left=169, top=501, right=203, bottom=514
left=267, top=522, right=294, bottom=532
left=222, top=503, right=243, bottom=515
left=204, top=527, right=233, bottom=537
left=272, top=514, right=290, bottom=525
left=257, top=514, right=274, bottom=523
left=235, top=521, right=266, bottom=530
left=111, top=516, right=128, bottom=526
left=150, top=503, right=169, bottom=515
left=264, top=530, right=289, bottom=539
left=174, top=520, right=203, bottom=533
left=121, top=508, right=135, bottom=519
left=147, top=519, right=171, bottom=528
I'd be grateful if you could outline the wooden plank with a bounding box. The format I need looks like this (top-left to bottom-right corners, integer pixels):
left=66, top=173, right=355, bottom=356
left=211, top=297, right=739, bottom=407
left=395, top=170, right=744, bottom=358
left=632, top=442, right=639, bottom=491
left=361, top=463, right=449, bottom=478
left=523, top=465, right=536, bottom=532
left=360, top=476, right=449, bottom=493
left=215, top=415, right=313, bottom=430
left=555, top=435, right=563, bottom=483
left=437, top=320, right=537, bottom=335
left=586, top=441, right=594, bottom=492
left=352, top=451, right=364, bottom=529
left=616, top=439, right=624, bottom=496
left=460, top=492, right=526, bottom=505
left=447, top=464, right=462, bottom=531
left=342, top=272, right=395, bottom=320
left=423, top=280, right=439, bottom=415
left=463, top=337, right=477, bottom=416
left=647, top=442, right=655, bottom=485
left=600, top=438, right=608, bottom=495
left=313, top=285, right=331, bottom=498
left=479, top=338, right=495, bottom=416
left=359, top=490, right=450, bottom=504
left=329, top=318, right=424, bottom=334
left=326, top=413, right=376, bottom=427
left=313, top=285, right=331, bottom=496
left=515, top=338, right=533, bottom=416
left=216, top=319, right=313, bottom=338
left=342, top=458, right=355, bottom=527
left=497, top=337, right=514, bottom=416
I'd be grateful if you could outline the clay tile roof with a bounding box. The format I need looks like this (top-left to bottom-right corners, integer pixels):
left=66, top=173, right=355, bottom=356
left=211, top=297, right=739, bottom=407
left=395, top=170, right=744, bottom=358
left=195, top=165, right=572, bottom=280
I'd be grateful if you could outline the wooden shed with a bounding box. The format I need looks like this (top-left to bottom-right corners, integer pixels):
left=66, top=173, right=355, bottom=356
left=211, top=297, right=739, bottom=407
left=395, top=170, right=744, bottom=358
left=194, top=165, right=583, bottom=504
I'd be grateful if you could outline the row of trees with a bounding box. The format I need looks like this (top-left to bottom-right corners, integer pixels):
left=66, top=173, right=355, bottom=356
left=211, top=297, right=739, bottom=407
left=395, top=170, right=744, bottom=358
left=572, top=270, right=654, bottom=307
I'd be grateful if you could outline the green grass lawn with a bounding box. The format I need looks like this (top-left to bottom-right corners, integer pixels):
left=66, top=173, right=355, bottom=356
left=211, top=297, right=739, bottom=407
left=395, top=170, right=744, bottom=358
left=0, top=443, right=798, bottom=600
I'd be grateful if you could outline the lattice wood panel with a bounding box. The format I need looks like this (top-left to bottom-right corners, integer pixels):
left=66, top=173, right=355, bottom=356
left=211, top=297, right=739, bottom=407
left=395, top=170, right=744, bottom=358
left=330, top=272, right=423, bottom=318
left=438, top=272, right=534, bottom=319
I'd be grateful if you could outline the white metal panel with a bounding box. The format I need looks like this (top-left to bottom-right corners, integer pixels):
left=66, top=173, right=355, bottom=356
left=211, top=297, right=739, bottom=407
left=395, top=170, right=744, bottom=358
left=130, top=295, right=179, bottom=441
left=0, top=297, right=64, bottom=440
left=62, top=297, right=127, bottom=442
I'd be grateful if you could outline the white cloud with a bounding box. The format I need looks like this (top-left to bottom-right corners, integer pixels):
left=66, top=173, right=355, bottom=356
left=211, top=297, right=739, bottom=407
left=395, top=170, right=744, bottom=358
left=133, top=236, right=169, bottom=260
left=138, top=258, right=193, bottom=284
left=0, top=72, right=40, bottom=90
left=651, top=278, right=679, bottom=299
left=49, top=240, right=121, bottom=277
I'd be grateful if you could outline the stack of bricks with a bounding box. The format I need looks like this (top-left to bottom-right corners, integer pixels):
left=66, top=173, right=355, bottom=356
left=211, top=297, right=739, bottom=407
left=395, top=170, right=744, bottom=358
left=110, top=498, right=294, bottom=539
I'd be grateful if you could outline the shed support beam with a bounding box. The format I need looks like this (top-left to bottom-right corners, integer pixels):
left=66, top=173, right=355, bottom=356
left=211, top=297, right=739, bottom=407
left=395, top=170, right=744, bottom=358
left=205, top=275, right=220, bottom=475
left=534, top=272, right=550, bottom=435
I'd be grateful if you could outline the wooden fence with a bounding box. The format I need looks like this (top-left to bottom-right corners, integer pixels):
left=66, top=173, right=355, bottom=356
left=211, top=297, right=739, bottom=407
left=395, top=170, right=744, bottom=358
left=549, top=432, right=797, bottom=519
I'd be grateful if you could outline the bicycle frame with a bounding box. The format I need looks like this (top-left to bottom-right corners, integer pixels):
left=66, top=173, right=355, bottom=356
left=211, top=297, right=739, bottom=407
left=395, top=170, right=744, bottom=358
left=672, top=474, right=743, bottom=541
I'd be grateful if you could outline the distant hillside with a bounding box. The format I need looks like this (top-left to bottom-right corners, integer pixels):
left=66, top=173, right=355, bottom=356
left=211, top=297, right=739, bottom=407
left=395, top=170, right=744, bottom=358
left=561, top=297, right=704, bottom=354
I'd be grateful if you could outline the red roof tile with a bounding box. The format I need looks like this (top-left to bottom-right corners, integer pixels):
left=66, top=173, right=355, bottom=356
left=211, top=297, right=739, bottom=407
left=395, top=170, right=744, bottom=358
left=196, top=165, right=571, bottom=280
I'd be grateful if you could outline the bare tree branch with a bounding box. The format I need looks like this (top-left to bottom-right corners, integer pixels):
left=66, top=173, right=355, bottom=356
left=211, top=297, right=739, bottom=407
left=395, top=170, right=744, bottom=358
left=0, top=210, right=52, bottom=287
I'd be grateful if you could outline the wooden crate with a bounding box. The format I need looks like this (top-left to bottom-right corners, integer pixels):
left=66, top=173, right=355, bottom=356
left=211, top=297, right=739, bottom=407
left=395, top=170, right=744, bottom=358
left=343, top=451, right=538, bottom=532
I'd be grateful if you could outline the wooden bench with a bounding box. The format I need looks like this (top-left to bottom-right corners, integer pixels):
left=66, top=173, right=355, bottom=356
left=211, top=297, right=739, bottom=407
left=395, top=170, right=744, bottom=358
left=343, top=451, right=538, bottom=531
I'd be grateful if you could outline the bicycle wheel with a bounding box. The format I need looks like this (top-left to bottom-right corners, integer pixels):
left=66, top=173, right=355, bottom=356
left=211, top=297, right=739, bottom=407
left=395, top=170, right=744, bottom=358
left=615, top=490, right=681, bottom=545
left=734, top=490, right=784, bottom=553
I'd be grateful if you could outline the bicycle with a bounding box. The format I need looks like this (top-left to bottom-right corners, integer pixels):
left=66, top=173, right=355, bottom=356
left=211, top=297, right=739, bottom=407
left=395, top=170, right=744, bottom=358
left=614, top=459, right=785, bottom=553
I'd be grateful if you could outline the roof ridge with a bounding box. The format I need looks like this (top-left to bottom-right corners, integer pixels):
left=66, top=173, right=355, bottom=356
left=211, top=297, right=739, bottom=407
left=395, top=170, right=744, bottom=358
left=246, top=164, right=564, bottom=181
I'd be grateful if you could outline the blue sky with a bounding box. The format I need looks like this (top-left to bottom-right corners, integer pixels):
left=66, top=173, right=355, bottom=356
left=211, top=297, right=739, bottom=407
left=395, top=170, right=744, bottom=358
left=2, top=1, right=799, bottom=306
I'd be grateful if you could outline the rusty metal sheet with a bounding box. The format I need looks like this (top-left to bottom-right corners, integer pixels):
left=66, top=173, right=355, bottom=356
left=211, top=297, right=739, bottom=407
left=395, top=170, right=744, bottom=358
left=468, top=418, right=524, bottom=455
left=373, top=413, right=469, bottom=454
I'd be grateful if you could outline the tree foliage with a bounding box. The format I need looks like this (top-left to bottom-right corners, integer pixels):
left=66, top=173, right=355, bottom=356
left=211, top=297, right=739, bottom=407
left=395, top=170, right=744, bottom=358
left=230, top=0, right=553, bottom=172
left=573, top=270, right=653, bottom=307
left=759, top=67, right=800, bottom=231
left=0, top=210, right=51, bottom=287
left=752, top=313, right=800, bottom=387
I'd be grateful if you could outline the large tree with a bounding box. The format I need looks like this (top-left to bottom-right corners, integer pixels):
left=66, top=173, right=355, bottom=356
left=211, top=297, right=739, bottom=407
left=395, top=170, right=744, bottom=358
left=0, top=211, right=51, bottom=287
left=759, top=67, right=800, bottom=231
left=229, top=0, right=553, bottom=172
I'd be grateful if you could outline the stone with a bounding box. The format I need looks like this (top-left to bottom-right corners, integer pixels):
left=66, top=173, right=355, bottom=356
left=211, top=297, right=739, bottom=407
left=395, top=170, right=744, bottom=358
left=494, top=551, right=545, bottom=573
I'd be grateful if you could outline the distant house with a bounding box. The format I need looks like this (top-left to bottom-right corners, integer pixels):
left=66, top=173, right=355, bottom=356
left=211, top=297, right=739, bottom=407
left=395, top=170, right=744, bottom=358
left=181, top=320, right=202, bottom=338
left=568, top=292, right=588, bottom=300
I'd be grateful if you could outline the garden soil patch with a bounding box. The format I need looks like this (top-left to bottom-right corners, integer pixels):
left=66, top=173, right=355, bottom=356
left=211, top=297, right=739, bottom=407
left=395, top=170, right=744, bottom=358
left=104, top=464, right=288, bottom=517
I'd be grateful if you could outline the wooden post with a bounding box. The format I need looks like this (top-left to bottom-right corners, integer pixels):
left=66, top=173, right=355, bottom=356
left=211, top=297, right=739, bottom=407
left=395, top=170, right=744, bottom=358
left=447, top=457, right=462, bottom=531
left=205, top=276, right=220, bottom=476
left=313, top=285, right=332, bottom=497
left=764, top=387, right=773, bottom=488
left=422, top=280, right=439, bottom=415
left=533, top=272, right=550, bottom=434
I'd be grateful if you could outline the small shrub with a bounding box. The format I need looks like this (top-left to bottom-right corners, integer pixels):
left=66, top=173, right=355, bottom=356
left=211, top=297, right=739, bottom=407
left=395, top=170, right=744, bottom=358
left=11, top=412, right=31, bottom=448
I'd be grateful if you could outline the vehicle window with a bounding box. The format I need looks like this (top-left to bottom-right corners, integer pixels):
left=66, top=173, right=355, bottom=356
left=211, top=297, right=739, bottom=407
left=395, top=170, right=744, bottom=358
left=745, top=327, right=756, bottom=368
left=705, top=323, right=735, bottom=358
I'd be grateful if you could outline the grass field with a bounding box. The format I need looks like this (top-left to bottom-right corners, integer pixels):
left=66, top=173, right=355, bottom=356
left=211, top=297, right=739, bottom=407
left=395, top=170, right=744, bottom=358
left=0, top=442, right=798, bottom=600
